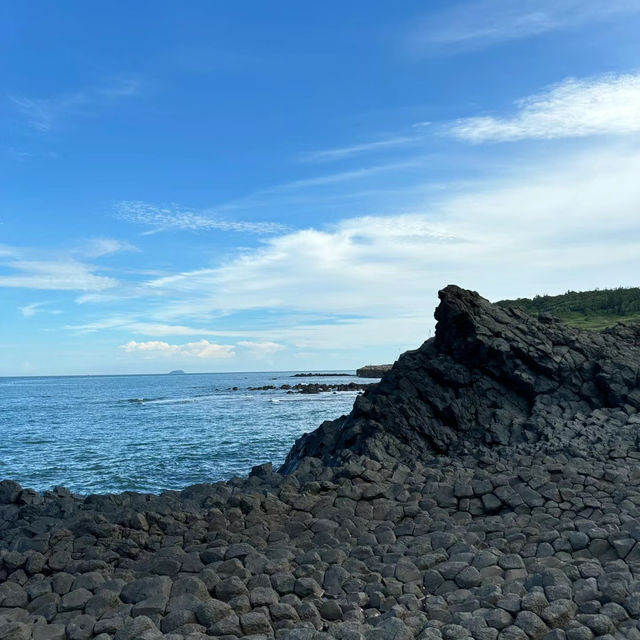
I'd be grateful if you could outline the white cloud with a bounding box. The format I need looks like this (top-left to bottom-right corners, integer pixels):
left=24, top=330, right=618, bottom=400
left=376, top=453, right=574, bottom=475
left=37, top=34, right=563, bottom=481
left=116, top=201, right=287, bottom=235
left=11, top=77, right=140, bottom=132
left=119, top=339, right=235, bottom=359
left=448, top=72, right=640, bottom=142
left=411, top=0, right=640, bottom=52
left=0, top=259, right=116, bottom=291
left=35, top=139, right=640, bottom=359
left=24, top=74, right=640, bottom=360
left=133, top=142, right=640, bottom=351
left=144, top=213, right=464, bottom=321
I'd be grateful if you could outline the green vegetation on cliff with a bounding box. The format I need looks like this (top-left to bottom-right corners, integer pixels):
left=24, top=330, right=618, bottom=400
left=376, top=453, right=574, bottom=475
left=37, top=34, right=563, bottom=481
left=496, top=286, right=640, bottom=330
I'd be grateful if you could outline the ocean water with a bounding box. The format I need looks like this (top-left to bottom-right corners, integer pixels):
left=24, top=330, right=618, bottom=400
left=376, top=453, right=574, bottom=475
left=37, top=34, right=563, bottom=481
left=0, top=371, right=366, bottom=495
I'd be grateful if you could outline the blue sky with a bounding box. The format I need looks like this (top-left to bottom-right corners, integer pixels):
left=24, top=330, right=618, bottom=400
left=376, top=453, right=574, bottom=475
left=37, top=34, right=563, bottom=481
left=2, top=0, right=640, bottom=375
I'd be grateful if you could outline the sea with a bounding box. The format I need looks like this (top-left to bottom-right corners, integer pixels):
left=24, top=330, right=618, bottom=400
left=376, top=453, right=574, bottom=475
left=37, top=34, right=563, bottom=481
left=0, top=371, right=367, bottom=495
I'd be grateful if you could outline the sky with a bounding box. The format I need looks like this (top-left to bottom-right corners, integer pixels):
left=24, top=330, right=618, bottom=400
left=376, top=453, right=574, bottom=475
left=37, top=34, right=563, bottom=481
left=2, top=0, right=640, bottom=376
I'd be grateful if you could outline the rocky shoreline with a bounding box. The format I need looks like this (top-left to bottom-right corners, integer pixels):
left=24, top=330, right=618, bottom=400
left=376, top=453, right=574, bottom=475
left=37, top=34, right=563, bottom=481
left=248, top=383, right=373, bottom=394
left=291, top=374, right=355, bottom=379
left=2, top=286, right=640, bottom=640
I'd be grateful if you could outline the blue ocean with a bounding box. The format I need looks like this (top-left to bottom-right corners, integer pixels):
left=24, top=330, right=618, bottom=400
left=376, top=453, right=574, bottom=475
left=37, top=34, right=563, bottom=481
left=0, top=371, right=365, bottom=495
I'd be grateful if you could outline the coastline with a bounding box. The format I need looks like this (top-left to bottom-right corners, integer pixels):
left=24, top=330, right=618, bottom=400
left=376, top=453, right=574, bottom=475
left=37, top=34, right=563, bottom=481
left=0, top=372, right=363, bottom=495
left=2, top=287, right=640, bottom=639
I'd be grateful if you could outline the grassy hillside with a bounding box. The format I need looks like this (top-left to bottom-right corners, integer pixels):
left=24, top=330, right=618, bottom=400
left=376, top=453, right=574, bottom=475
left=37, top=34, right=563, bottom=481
left=496, top=287, right=640, bottom=330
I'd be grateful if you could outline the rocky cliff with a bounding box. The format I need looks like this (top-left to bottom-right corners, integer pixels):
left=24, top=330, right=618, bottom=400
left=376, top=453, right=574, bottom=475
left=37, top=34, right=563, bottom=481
left=282, top=285, right=640, bottom=473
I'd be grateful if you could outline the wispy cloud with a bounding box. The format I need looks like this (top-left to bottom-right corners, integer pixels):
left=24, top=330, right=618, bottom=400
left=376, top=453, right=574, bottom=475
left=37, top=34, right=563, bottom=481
left=11, top=77, right=140, bottom=132
left=18, top=301, right=62, bottom=318
left=67, top=319, right=221, bottom=335
left=299, top=136, right=415, bottom=163
left=116, top=201, right=287, bottom=235
left=118, top=159, right=432, bottom=237
left=177, top=162, right=427, bottom=221
left=119, top=339, right=235, bottom=359
left=410, top=0, right=640, bottom=52
left=0, top=240, right=129, bottom=291
left=66, top=316, right=138, bottom=333
left=0, top=259, right=116, bottom=291
left=262, top=160, right=422, bottom=194
left=76, top=238, right=139, bottom=258
left=447, top=72, right=640, bottom=142
left=19, top=302, right=48, bottom=318
left=11, top=94, right=85, bottom=133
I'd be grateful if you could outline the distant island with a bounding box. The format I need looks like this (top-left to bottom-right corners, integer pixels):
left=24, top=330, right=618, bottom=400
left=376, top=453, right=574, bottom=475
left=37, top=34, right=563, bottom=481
left=497, top=285, right=640, bottom=330
left=168, top=369, right=185, bottom=375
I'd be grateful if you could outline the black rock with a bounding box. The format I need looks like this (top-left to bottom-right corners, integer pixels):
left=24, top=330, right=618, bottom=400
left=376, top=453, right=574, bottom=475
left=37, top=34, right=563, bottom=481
left=281, top=285, right=640, bottom=473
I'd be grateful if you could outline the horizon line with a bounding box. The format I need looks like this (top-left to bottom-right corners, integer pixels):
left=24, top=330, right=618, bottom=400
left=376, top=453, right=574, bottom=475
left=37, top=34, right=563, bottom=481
left=0, top=368, right=358, bottom=380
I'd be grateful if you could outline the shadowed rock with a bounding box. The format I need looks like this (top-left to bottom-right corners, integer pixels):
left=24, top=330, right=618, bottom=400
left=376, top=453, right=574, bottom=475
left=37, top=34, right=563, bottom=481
left=281, top=285, right=640, bottom=473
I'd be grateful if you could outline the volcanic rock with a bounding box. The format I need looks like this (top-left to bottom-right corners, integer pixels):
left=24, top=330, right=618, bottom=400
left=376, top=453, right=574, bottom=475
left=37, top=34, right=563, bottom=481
left=356, top=364, right=394, bottom=378
left=281, top=285, right=640, bottom=473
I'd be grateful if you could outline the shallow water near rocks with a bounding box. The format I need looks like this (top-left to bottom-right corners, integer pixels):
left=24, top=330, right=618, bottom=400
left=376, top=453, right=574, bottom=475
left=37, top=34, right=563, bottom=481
left=0, top=371, right=363, bottom=494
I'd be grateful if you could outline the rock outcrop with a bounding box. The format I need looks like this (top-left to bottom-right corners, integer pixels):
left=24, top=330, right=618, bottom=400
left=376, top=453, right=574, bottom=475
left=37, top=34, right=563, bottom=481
left=282, top=285, right=640, bottom=473
left=356, top=365, right=393, bottom=379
